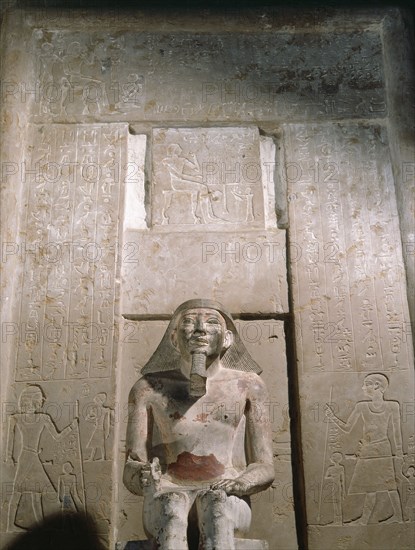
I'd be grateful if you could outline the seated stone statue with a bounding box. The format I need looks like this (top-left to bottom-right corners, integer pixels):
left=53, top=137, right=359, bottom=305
left=123, top=299, right=274, bottom=550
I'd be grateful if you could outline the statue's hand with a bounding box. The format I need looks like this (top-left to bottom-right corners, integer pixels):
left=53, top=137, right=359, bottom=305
left=210, top=478, right=250, bottom=497
left=139, top=463, right=153, bottom=488
left=140, top=457, right=162, bottom=491
left=123, top=458, right=148, bottom=496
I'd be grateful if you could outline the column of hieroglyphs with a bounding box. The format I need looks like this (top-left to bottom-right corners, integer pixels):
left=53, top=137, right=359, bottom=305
left=285, top=121, right=414, bottom=548
left=0, top=11, right=129, bottom=546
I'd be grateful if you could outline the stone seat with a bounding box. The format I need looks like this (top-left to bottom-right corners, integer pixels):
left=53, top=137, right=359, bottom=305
left=116, top=538, right=269, bottom=550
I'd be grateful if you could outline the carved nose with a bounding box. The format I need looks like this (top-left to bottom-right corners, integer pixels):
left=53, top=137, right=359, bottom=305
left=194, top=317, right=206, bottom=333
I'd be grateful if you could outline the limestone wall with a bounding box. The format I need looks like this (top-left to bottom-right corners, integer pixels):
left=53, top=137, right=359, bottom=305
left=0, top=7, right=413, bottom=550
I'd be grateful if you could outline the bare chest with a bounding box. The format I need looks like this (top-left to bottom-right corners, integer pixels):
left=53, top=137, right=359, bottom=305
left=150, top=377, right=248, bottom=433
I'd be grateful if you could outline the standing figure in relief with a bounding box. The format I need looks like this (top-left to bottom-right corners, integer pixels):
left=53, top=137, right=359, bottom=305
left=403, top=465, right=415, bottom=522
left=85, top=392, right=113, bottom=461
left=324, top=452, right=345, bottom=525
left=5, top=385, right=78, bottom=530
left=123, top=299, right=274, bottom=550
left=325, top=373, right=404, bottom=525
left=58, top=461, right=84, bottom=513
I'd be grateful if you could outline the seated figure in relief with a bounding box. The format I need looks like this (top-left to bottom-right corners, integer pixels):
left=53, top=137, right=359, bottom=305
left=123, top=299, right=275, bottom=550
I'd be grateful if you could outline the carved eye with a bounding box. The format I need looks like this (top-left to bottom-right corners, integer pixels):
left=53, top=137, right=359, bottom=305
left=181, top=317, right=195, bottom=325
left=207, top=317, right=220, bottom=324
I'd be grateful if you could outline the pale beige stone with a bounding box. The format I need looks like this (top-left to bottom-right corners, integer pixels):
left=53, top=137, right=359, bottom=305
left=124, top=134, right=147, bottom=231
left=0, top=7, right=413, bottom=550
left=0, top=121, right=126, bottom=544
left=285, top=122, right=415, bottom=548
left=121, top=229, right=288, bottom=317
left=116, top=317, right=293, bottom=549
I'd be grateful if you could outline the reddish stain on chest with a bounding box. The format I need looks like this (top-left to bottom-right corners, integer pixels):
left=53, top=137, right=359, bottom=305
left=169, top=411, right=184, bottom=420
left=168, top=452, right=225, bottom=481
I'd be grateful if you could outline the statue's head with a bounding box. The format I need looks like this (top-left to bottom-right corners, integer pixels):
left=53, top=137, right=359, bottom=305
left=141, top=299, right=262, bottom=377
left=171, top=307, right=233, bottom=366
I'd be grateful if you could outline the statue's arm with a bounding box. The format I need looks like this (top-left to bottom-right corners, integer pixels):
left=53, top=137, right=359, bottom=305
left=123, top=379, right=151, bottom=496
left=239, top=377, right=275, bottom=494
left=212, top=376, right=274, bottom=497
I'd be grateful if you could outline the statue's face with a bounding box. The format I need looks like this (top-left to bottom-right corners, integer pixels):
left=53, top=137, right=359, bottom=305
left=173, top=308, right=231, bottom=361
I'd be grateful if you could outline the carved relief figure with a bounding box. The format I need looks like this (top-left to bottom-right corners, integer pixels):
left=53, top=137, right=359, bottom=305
left=58, top=461, right=84, bottom=513
left=123, top=299, right=274, bottom=549
left=403, top=465, right=415, bottom=522
left=5, top=385, right=78, bottom=530
left=85, top=392, right=113, bottom=461
left=324, top=452, right=345, bottom=526
left=62, top=41, right=105, bottom=116
left=326, top=373, right=404, bottom=525
left=162, top=144, right=208, bottom=224
left=231, top=187, right=255, bottom=222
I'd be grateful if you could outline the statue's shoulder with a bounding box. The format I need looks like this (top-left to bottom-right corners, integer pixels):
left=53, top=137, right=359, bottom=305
left=245, top=371, right=269, bottom=399
left=128, top=375, right=155, bottom=399
left=129, top=371, right=181, bottom=399
left=228, top=369, right=268, bottom=398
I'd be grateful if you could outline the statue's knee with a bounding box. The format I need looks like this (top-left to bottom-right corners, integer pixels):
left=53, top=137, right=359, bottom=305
left=198, top=488, right=227, bottom=504
left=158, top=491, right=189, bottom=520
left=144, top=492, right=189, bottom=537
left=197, top=489, right=229, bottom=519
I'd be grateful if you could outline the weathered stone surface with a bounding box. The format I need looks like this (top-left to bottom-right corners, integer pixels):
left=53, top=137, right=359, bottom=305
left=286, top=122, right=413, bottom=374
left=26, top=26, right=386, bottom=124
left=382, top=11, right=415, bottom=342
left=1, top=7, right=413, bottom=550
left=286, top=122, right=414, bottom=548
left=0, top=122, right=124, bottom=543
left=116, top=319, right=293, bottom=549
left=14, top=123, right=126, bottom=382
left=121, top=229, right=288, bottom=316
left=120, top=125, right=288, bottom=317
left=151, top=127, right=267, bottom=230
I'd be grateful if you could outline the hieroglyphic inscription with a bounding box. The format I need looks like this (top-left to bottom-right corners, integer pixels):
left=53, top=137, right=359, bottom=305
left=286, top=123, right=413, bottom=373
left=151, top=128, right=265, bottom=229
left=16, top=123, right=127, bottom=381
left=30, top=30, right=385, bottom=123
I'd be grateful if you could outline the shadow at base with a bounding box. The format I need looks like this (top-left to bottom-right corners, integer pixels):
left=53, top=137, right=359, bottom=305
left=6, top=512, right=106, bottom=550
